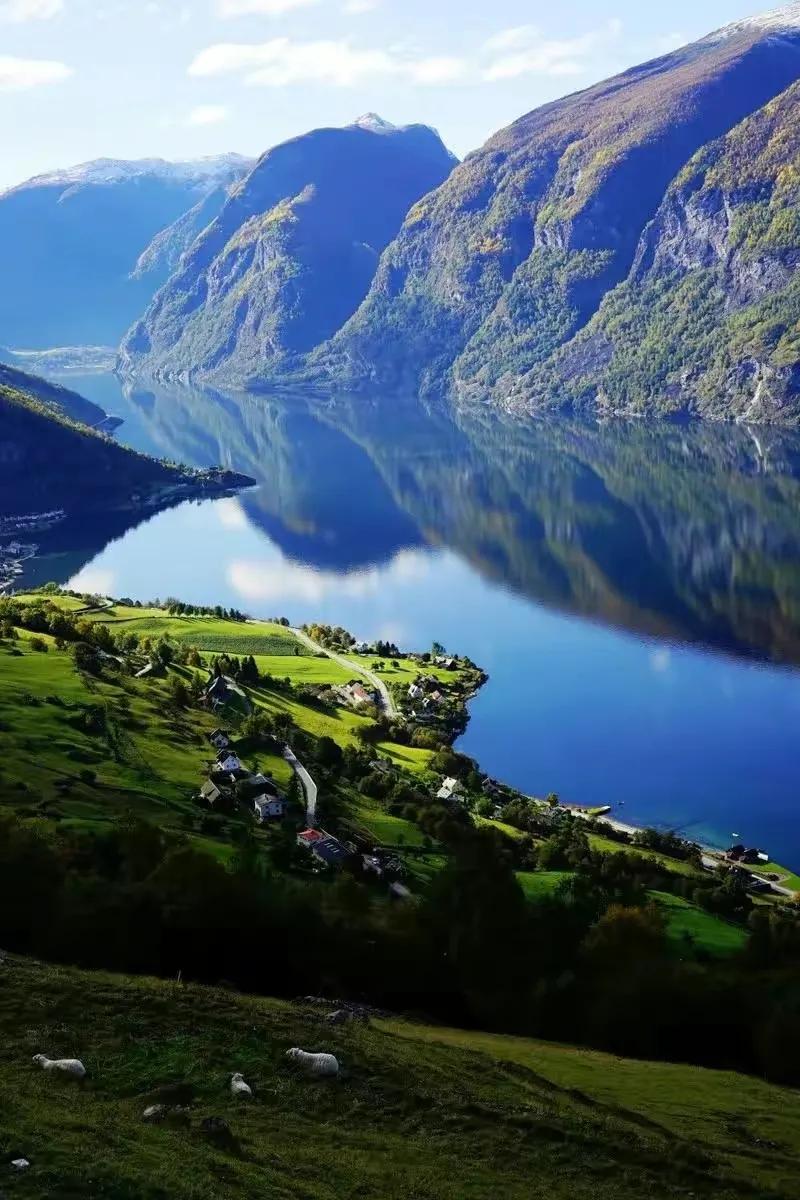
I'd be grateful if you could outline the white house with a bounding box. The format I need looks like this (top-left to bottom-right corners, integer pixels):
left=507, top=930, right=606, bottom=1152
left=436, top=777, right=464, bottom=802
left=408, top=683, right=424, bottom=701
left=218, top=754, right=242, bottom=774
left=254, top=795, right=286, bottom=822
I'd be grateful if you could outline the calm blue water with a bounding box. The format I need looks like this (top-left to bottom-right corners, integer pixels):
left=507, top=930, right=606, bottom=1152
left=32, top=374, right=800, bottom=864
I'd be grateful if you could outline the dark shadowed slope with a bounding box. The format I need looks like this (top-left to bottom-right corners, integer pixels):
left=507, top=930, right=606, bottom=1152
left=119, top=116, right=457, bottom=383
left=0, top=379, right=252, bottom=516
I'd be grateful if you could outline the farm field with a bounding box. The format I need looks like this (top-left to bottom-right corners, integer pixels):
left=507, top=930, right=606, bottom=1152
left=516, top=870, right=571, bottom=898
left=2, top=955, right=798, bottom=1200
left=653, top=891, right=748, bottom=955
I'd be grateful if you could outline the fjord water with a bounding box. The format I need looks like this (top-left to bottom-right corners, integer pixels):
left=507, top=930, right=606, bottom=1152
left=48, top=375, right=800, bottom=864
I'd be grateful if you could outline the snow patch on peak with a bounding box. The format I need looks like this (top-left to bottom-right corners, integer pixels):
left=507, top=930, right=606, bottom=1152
left=351, top=113, right=397, bottom=133
left=4, top=154, right=253, bottom=197
left=707, top=3, right=800, bottom=42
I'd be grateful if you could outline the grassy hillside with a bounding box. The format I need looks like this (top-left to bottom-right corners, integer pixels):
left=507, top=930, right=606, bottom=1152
left=2, top=954, right=799, bottom=1199
left=0, top=601, right=436, bottom=844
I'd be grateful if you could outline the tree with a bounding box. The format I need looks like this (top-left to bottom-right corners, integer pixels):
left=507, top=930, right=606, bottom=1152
left=582, top=903, right=668, bottom=972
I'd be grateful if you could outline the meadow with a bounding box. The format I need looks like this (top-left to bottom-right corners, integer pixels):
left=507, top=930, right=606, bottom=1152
left=1, top=954, right=798, bottom=1199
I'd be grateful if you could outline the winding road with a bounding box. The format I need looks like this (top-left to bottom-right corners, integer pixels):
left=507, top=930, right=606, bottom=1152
left=290, top=627, right=398, bottom=719
left=283, top=745, right=319, bottom=826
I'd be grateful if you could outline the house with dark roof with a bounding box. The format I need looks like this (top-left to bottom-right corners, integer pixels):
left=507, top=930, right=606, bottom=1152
left=254, top=795, right=286, bottom=822
left=296, top=828, right=353, bottom=870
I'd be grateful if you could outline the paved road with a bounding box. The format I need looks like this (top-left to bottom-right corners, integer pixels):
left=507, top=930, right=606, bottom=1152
left=291, top=627, right=398, bottom=719
left=284, top=745, right=318, bottom=826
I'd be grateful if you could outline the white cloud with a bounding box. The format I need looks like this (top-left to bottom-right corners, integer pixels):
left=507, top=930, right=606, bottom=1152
left=186, top=103, right=230, bottom=125
left=228, top=548, right=430, bottom=604
left=216, top=0, right=318, bottom=15
left=649, top=648, right=672, bottom=674
left=190, top=37, right=466, bottom=88
left=0, top=54, right=72, bottom=90
left=215, top=498, right=249, bottom=527
left=67, top=566, right=116, bottom=595
left=0, top=0, right=61, bottom=21
left=342, top=0, right=379, bottom=12
left=482, top=18, right=623, bottom=82
left=408, top=56, right=466, bottom=85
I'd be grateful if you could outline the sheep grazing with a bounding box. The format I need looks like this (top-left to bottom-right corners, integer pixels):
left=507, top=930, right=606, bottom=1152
left=32, top=1054, right=86, bottom=1081
left=285, top=1048, right=339, bottom=1078
left=230, top=1072, right=253, bottom=1100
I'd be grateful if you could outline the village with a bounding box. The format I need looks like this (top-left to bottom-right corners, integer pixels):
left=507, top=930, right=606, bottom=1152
left=0, top=510, right=65, bottom=593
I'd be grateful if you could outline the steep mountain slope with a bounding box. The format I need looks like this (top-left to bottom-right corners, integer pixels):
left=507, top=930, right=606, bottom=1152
left=0, top=378, right=250, bottom=515
left=320, top=8, right=800, bottom=405
left=119, top=117, right=456, bottom=382
left=517, top=78, right=800, bottom=423
left=2, top=955, right=799, bottom=1199
left=0, top=155, right=251, bottom=349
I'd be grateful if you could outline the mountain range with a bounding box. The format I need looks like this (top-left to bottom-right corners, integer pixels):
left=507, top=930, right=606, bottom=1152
left=0, top=154, right=252, bottom=349
left=318, top=6, right=800, bottom=423
left=8, top=7, right=800, bottom=423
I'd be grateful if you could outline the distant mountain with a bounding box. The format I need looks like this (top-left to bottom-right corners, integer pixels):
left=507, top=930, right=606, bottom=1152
left=0, top=375, right=252, bottom=516
left=0, top=155, right=252, bottom=349
left=119, top=118, right=457, bottom=382
left=318, top=6, right=800, bottom=424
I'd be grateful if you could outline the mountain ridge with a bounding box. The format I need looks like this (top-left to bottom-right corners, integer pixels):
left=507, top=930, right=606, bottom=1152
left=119, top=119, right=457, bottom=382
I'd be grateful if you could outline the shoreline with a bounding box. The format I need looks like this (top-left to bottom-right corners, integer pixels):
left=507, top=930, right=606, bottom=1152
left=565, top=804, right=798, bottom=898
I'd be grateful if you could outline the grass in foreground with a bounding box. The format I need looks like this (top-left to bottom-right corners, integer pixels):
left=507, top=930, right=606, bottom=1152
left=1, top=955, right=799, bottom=1199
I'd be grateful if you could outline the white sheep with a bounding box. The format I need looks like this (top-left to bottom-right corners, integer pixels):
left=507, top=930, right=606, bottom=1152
left=285, top=1047, right=339, bottom=1078
left=32, top=1054, right=86, bottom=1080
left=230, top=1072, right=253, bottom=1099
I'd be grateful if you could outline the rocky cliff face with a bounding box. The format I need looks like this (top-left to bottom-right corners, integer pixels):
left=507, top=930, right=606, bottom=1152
left=515, top=78, right=800, bottom=423
left=120, top=118, right=456, bottom=383
left=318, top=10, right=800, bottom=417
left=0, top=156, right=252, bottom=349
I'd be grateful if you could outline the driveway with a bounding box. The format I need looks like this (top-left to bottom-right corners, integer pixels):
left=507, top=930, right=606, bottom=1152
left=291, top=627, right=398, bottom=719
left=284, top=744, right=318, bottom=826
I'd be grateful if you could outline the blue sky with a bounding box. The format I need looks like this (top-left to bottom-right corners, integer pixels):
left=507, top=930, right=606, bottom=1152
left=0, top=0, right=779, bottom=187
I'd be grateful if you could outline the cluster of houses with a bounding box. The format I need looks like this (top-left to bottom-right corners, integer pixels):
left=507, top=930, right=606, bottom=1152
left=200, top=728, right=286, bottom=823
left=405, top=652, right=457, bottom=670
left=296, top=827, right=411, bottom=898
left=407, top=674, right=450, bottom=720
left=336, top=680, right=379, bottom=710
left=725, top=843, right=770, bottom=866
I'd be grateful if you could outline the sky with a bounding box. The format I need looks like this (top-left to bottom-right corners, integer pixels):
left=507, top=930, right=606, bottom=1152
left=0, top=0, right=781, bottom=188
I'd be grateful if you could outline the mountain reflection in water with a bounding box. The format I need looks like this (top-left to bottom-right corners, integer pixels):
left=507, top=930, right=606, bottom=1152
left=101, top=380, right=800, bottom=667
left=23, top=374, right=800, bottom=861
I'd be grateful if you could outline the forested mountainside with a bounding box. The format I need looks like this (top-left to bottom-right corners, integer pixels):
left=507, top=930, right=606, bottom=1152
left=0, top=362, right=106, bottom=428
left=0, top=155, right=251, bottom=348
left=0, top=380, right=251, bottom=515
left=314, top=9, right=800, bottom=422
left=517, top=79, right=800, bottom=422
left=119, top=117, right=457, bottom=382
